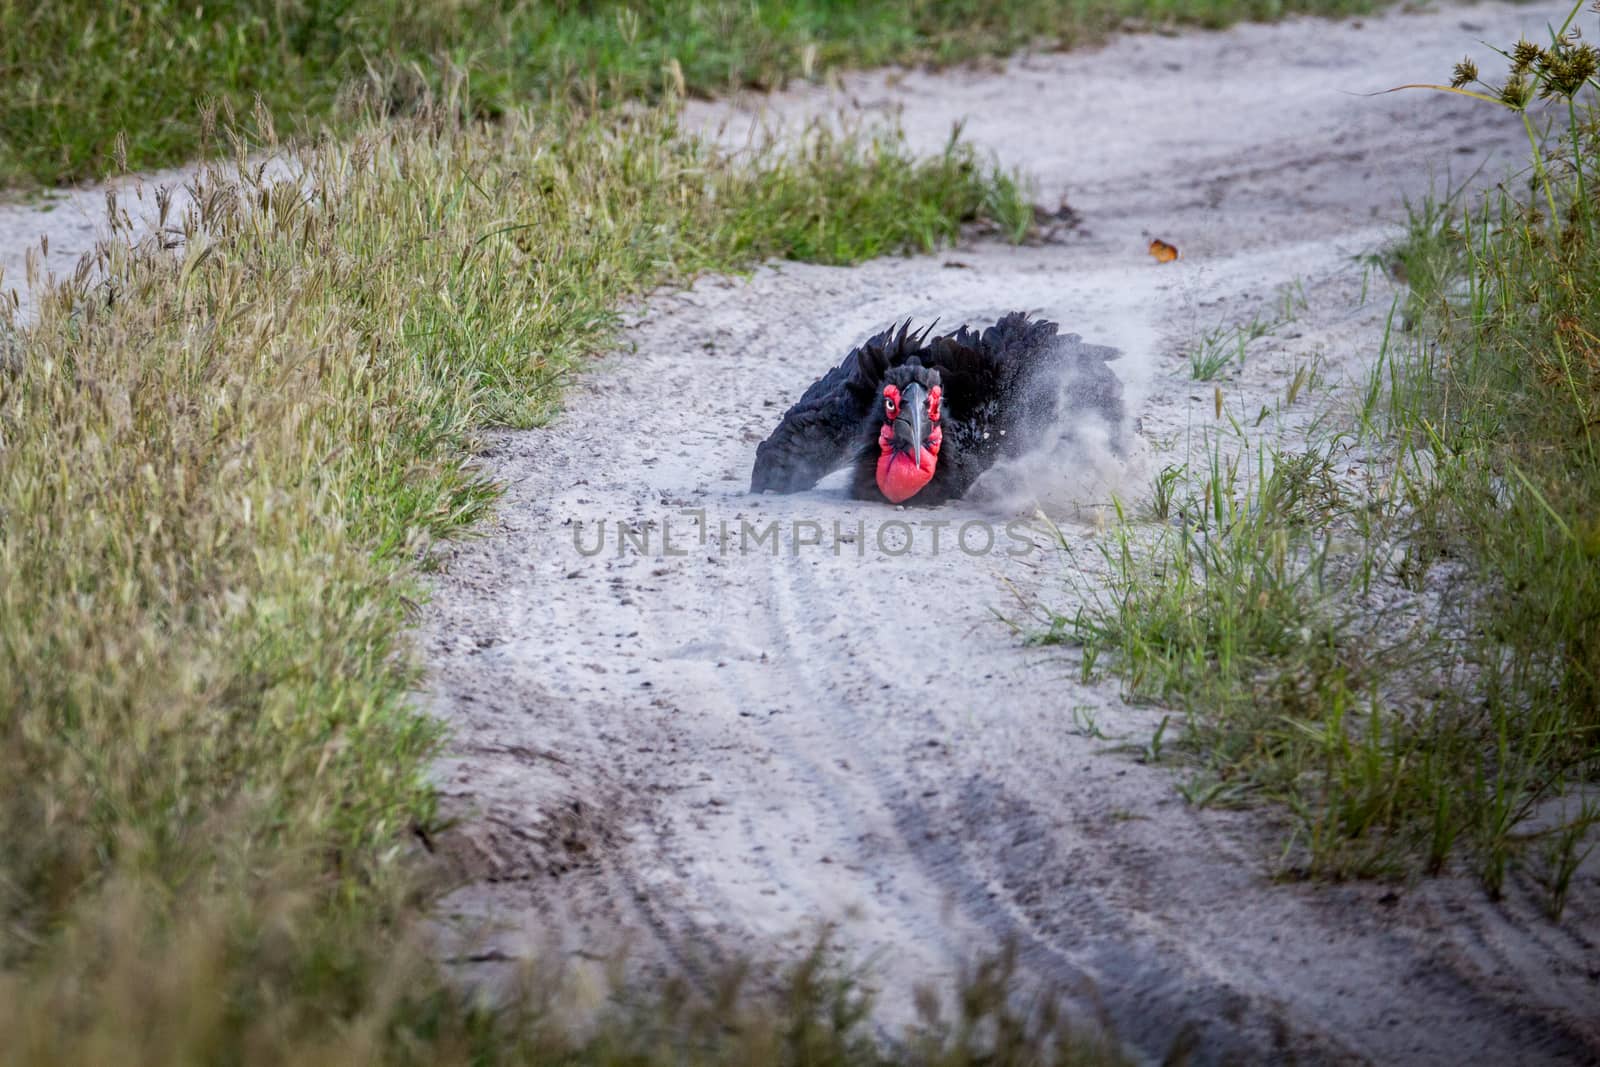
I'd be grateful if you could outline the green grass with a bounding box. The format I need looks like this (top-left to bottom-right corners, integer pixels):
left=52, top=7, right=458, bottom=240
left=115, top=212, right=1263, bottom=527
left=0, top=92, right=1129, bottom=1062
left=1, top=0, right=1378, bottom=189
left=1185, top=283, right=1305, bottom=381
left=1031, top=438, right=1438, bottom=879
left=1377, top=8, right=1600, bottom=898
left=1186, top=311, right=1276, bottom=380
left=1029, top=3, right=1600, bottom=908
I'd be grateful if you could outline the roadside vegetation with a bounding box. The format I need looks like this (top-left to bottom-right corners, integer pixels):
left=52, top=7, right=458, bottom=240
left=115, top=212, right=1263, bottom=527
left=0, top=0, right=1380, bottom=188
left=1038, top=2, right=1599, bottom=912
left=0, top=74, right=1138, bottom=1057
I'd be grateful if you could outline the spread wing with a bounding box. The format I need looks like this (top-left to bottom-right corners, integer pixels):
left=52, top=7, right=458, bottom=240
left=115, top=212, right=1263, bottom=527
left=925, top=312, right=1124, bottom=453
left=750, top=320, right=928, bottom=493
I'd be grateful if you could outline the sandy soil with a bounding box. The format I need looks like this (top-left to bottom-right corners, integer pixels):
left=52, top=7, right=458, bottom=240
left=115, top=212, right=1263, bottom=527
left=422, top=4, right=1599, bottom=1062
left=6, top=3, right=1595, bottom=1062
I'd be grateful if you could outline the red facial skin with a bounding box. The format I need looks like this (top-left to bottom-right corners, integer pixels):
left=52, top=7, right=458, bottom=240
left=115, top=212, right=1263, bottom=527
left=875, top=384, right=942, bottom=503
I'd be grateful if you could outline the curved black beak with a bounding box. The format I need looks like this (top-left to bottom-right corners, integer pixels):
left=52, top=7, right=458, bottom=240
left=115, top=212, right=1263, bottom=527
left=892, top=382, right=929, bottom=459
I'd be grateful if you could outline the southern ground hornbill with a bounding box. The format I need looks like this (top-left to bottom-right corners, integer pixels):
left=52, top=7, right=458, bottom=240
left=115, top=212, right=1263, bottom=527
left=750, top=312, right=1124, bottom=506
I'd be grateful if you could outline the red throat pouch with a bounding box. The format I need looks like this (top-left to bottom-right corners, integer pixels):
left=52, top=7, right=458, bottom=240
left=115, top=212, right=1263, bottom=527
left=875, top=424, right=941, bottom=503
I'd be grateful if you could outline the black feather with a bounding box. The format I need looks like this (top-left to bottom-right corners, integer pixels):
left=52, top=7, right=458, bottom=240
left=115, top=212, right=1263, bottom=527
left=750, top=311, right=1124, bottom=504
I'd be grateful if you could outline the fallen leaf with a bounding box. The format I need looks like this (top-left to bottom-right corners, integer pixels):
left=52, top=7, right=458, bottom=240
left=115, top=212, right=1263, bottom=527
left=1148, top=238, right=1179, bottom=263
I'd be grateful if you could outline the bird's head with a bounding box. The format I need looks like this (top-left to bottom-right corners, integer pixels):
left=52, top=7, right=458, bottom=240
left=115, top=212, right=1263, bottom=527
left=874, top=363, right=943, bottom=503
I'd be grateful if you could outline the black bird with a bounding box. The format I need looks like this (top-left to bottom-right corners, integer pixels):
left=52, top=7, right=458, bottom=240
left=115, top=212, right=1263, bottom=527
left=750, top=312, right=1123, bottom=506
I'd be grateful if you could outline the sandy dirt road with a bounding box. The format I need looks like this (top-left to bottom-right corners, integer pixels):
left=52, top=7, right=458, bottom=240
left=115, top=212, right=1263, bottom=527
left=411, top=4, right=1597, bottom=1062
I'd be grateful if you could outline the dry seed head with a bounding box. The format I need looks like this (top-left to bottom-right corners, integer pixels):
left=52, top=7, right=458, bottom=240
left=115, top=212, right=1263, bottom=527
left=1536, top=41, right=1599, bottom=98
left=1451, top=57, right=1479, bottom=87
left=1562, top=43, right=1598, bottom=93
left=1512, top=39, right=1545, bottom=74
left=1500, top=73, right=1534, bottom=108
left=252, top=94, right=278, bottom=147
left=199, top=101, right=217, bottom=148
